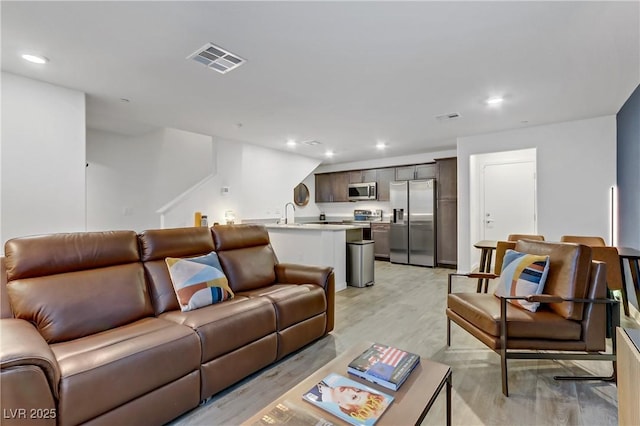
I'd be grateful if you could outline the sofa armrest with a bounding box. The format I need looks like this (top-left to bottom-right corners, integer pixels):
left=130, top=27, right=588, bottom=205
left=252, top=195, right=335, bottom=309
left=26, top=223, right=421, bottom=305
left=1, top=319, right=60, bottom=400
left=274, top=263, right=334, bottom=290
left=275, top=263, right=335, bottom=334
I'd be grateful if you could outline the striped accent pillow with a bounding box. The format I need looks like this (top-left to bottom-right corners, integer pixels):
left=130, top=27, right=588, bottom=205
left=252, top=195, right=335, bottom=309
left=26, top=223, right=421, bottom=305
left=165, top=251, right=234, bottom=312
left=494, top=249, right=550, bottom=312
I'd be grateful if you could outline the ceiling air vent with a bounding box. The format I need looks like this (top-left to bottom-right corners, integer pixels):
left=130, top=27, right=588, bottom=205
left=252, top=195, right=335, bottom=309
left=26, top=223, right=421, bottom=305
left=435, top=112, right=461, bottom=122
left=187, top=43, right=246, bottom=74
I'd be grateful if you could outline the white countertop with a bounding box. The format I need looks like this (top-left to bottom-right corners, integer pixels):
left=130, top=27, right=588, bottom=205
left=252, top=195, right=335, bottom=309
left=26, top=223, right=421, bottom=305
left=264, top=223, right=360, bottom=231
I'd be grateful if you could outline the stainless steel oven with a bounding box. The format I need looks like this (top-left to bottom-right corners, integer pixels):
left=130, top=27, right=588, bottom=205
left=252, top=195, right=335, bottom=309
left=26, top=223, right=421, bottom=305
left=348, top=182, right=377, bottom=201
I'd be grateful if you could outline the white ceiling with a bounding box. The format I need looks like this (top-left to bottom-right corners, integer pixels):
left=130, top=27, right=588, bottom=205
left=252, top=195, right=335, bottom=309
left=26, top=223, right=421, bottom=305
left=2, top=1, right=639, bottom=165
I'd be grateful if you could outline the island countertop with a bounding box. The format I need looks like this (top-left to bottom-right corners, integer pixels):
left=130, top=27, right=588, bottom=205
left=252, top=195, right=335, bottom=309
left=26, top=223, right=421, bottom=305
left=264, top=223, right=360, bottom=231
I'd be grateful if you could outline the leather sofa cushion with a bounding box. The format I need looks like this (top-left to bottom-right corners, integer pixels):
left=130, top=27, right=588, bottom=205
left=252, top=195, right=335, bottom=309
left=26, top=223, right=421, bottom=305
left=217, top=246, right=277, bottom=292
left=139, top=227, right=214, bottom=262
left=212, top=225, right=278, bottom=292
left=211, top=224, right=271, bottom=251
left=160, top=297, right=276, bottom=362
left=7, top=264, right=153, bottom=343
left=515, top=240, right=591, bottom=320
left=51, top=317, right=200, bottom=426
left=139, top=227, right=217, bottom=315
left=144, top=260, right=181, bottom=315
left=447, top=293, right=582, bottom=340
left=238, top=284, right=327, bottom=330
left=4, top=231, right=139, bottom=281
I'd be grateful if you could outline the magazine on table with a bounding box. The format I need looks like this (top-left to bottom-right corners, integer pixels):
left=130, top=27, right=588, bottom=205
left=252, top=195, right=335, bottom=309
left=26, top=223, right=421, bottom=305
left=251, top=400, right=334, bottom=426
left=302, top=373, right=394, bottom=426
left=347, top=343, right=420, bottom=391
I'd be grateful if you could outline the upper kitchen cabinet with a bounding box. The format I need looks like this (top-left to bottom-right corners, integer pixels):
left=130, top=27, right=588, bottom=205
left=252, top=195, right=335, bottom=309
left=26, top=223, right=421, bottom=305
left=347, top=169, right=376, bottom=183
left=375, top=168, right=395, bottom=201
left=361, top=169, right=377, bottom=183
left=315, top=173, right=333, bottom=202
left=436, top=157, right=457, bottom=199
left=349, top=170, right=363, bottom=183
left=395, top=163, right=436, bottom=180
left=315, top=172, right=350, bottom=202
left=415, top=163, right=436, bottom=179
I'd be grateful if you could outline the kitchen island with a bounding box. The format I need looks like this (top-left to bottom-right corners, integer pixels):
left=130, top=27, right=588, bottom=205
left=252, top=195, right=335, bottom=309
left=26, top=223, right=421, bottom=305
left=264, top=224, right=363, bottom=292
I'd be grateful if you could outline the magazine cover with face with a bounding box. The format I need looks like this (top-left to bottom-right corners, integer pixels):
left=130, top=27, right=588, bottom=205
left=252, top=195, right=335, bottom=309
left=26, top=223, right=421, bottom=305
left=302, top=373, right=394, bottom=426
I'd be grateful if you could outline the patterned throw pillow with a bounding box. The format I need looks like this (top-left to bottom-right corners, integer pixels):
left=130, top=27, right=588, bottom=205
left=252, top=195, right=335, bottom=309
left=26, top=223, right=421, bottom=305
left=165, top=252, right=233, bottom=312
left=494, top=249, right=550, bottom=312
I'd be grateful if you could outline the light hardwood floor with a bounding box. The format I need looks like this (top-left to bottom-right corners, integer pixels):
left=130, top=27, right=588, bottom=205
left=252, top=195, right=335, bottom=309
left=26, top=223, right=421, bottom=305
left=170, top=261, right=640, bottom=426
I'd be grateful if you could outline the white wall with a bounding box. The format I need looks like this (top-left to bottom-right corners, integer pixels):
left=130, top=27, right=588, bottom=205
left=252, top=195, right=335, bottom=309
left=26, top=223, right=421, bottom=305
left=161, top=139, right=321, bottom=228
left=1, top=73, right=86, bottom=248
left=458, top=115, right=617, bottom=271
left=86, top=127, right=214, bottom=231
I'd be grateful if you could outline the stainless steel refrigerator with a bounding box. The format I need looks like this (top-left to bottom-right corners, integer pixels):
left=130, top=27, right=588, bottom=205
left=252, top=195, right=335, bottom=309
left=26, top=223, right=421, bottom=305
left=389, top=179, right=436, bottom=266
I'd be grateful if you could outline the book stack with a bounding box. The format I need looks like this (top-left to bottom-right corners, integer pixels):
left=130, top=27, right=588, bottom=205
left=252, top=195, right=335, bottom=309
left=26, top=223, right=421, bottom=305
left=346, top=343, right=421, bottom=391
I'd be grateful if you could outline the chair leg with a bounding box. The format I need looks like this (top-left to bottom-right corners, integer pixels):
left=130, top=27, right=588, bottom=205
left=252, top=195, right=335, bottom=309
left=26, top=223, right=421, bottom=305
left=500, top=297, right=509, bottom=396
left=446, top=317, right=451, bottom=347
left=501, top=348, right=509, bottom=396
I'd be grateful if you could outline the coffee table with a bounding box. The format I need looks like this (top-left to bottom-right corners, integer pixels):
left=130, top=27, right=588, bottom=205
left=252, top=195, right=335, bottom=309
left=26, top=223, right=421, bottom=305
left=243, top=342, right=452, bottom=425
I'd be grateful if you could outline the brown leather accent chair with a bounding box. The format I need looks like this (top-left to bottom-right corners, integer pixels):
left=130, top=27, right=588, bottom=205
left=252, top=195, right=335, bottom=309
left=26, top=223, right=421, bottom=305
left=560, top=235, right=629, bottom=316
left=507, top=234, right=545, bottom=241
left=447, top=240, right=619, bottom=396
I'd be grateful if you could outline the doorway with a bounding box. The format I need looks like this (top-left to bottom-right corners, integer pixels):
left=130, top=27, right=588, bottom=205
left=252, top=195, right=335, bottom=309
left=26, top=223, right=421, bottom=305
left=470, top=149, right=537, bottom=268
left=482, top=160, right=536, bottom=240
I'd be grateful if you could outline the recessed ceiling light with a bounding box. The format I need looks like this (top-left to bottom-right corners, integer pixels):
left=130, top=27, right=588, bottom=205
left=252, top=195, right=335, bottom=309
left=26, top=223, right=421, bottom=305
left=486, top=97, right=504, bottom=106
left=376, top=142, right=387, bottom=150
left=286, top=139, right=296, bottom=147
left=21, top=54, right=49, bottom=64
left=325, top=150, right=334, bottom=158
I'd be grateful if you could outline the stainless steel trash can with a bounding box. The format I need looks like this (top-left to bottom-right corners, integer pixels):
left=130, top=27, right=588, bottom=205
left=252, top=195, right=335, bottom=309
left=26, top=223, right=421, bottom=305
left=347, top=240, right=375, bottom=287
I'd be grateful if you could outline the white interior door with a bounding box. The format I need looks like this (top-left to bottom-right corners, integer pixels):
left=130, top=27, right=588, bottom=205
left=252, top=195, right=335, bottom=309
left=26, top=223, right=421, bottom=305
left=482, top=161, right=536, bottom=241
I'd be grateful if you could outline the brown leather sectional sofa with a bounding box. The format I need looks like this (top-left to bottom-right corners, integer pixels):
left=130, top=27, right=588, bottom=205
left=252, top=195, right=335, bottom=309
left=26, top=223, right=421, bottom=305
left=0, top=224, right=334, bottom=425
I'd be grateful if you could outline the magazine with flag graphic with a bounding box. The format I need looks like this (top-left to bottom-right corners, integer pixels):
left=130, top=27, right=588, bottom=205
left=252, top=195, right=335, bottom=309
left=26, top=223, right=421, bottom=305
left=302, top=373, right=393, bottom=426
left=347, top=343, right=420, bottom=391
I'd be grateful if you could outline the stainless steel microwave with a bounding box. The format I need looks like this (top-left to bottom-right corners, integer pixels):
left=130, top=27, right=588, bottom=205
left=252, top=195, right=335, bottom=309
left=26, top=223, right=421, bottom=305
left=348, top=182, right=377, bottom=201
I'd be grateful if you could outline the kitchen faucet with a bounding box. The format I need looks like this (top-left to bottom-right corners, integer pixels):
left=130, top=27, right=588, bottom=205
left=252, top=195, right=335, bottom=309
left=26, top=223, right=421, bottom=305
left=284, top=202, right=296, bottom=224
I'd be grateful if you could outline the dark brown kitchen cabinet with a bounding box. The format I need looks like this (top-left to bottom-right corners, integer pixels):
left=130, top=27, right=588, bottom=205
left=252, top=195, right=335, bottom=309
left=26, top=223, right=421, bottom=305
left=436, top=157, right=457, bottom=199
left=349, top=171, right=363, bottom=183
left=415, top=163, right=436, bottom=179
left=315, top=173, right=333, bottom=202
left=435, top=157, right=457, bottom=268
left=371, top=222, right=390, bottom=260
left=436, top=199, right=457, bottom=267
left=361, top=169, right=377, bottom=183
left=375, top=168, right=395, bottom=201
left=315, top=172, right=349, bottom=202
left=395, top=165, right=416, bottom=181
left=395, top=163, right=436, bottom=180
